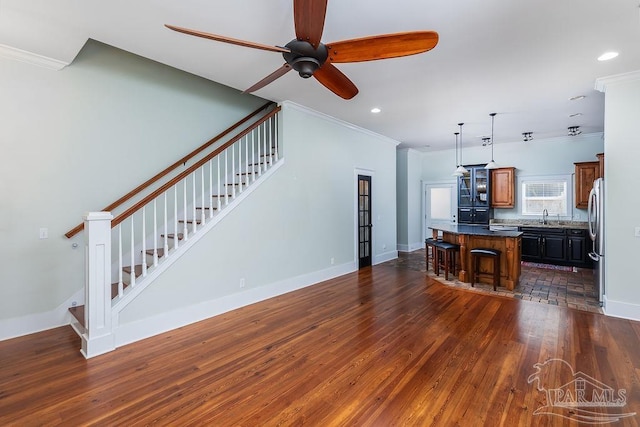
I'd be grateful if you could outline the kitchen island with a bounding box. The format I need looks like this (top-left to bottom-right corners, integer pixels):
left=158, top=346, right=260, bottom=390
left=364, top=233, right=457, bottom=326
left=429, top=224, right=522, bottom=290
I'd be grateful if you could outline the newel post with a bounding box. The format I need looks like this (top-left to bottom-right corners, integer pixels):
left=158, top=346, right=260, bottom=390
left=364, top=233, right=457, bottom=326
left=82, top=212, right=115, bottom=358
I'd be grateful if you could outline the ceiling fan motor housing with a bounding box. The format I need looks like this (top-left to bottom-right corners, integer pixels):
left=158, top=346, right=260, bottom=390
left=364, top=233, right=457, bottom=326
left=283, top=39, right=328, bottom=78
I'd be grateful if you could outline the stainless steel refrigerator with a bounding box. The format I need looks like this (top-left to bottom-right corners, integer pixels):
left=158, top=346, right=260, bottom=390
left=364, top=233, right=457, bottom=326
left=587, top=177, right=604, bottom=306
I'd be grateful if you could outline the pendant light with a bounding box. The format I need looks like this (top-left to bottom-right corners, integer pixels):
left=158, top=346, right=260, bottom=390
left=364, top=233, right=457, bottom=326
left=484, top=113, right=499, bottom=169
left=453, top=123, right=469, bottom=176
left=452, top=132, right=463, bottom=176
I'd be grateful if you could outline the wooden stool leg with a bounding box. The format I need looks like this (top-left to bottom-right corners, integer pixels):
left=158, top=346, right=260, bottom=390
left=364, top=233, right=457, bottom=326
left=471, top=254, right=476, bottom=287
left=444, top=250, right=449, bottom=281
left=493, top=256, right=499, bottom=291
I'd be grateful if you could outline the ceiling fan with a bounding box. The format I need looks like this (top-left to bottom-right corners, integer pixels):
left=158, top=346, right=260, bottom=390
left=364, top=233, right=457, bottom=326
left=165, top=0, right=438, bottom=100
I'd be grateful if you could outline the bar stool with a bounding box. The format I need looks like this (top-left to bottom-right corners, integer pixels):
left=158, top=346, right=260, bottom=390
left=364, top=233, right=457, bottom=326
left=470, top=248, right=501, bottom=290
left=424, top=238, right=439, bottom=272
left=434, top=241, right=460, bottom=281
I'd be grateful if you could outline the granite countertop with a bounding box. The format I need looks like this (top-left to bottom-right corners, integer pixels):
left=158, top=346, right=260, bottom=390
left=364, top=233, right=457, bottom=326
left=491, top=219, right=589, bottom=230
left=429, top=224, right=522, bottom=237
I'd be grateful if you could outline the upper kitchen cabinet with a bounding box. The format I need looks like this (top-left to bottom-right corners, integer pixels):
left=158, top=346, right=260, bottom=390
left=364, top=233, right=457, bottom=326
left=490, top=167, right=516, bottom=208
left=458, top=165, right=493, bottom=224
left=574, top=161, right=599, bottom=208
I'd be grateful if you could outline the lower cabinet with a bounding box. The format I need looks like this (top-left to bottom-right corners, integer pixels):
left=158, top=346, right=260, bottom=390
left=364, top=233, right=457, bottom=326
left=458, top=207, right=491, bottom=224
left=520, top=227, right=592, bottom=268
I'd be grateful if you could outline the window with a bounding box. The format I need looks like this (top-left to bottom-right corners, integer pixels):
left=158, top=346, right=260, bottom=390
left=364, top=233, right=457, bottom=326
left=521, top=177, right=569, bottom=216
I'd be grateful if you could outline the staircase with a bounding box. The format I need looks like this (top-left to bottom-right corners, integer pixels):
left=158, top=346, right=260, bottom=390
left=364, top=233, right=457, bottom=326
left=68, top=104, right=283, bottom=358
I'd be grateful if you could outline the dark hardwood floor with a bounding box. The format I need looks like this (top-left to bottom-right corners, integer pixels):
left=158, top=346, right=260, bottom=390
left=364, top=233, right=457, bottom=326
left=1, top=265, right=639, bottom=426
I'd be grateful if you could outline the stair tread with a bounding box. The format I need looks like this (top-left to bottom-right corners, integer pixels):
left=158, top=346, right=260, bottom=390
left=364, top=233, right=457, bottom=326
left=145, top=248, right=165, bottom=258
left=69, top=305, right=85, bottom=327
left=162, top=233, right=184, bottom=240
left=178, top=219, right=203, bottom=224
left=123, top=264, right=145, bottom=277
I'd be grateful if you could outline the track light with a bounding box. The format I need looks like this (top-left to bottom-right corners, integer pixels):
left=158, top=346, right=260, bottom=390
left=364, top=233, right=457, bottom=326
left=482, top=137, right=491, bottom=146
left=568, top=126, right=582, bottom=136
left=522, top=132, right=533, bottom=142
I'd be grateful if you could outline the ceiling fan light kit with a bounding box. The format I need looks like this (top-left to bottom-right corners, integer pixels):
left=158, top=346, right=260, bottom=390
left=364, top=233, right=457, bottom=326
left=165, top=0, right=438, bottom=100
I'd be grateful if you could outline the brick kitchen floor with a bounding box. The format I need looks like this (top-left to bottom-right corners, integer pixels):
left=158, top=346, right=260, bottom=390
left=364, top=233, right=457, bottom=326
left=385, top=248, right=602, bottom=314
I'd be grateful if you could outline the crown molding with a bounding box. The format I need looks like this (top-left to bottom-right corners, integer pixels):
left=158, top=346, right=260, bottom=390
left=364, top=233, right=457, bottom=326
left=595, top=70, right=640, bottom=93
left=280, top=101, right=401, bottom=147
left=0, top=43, right=69, bottom=71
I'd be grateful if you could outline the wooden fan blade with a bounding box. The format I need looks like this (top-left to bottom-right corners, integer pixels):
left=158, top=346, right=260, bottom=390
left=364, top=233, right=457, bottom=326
left=326, top=31, right=439, bottom=63
left=293, top=0, right=328, bottom=49
left=244, top=64, right=292, bottom=93
left=313, top=63, right=358, bottom=100
left=165, top=24, right=290, bottom=53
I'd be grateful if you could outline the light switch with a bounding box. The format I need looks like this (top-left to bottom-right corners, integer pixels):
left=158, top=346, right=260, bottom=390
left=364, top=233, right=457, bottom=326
left=39, top=228, right=48, bottom=239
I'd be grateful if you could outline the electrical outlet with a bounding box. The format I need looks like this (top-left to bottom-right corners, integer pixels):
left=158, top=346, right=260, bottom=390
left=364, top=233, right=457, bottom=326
left=239, top=278, right=245, bottom=288
left=39, top=228, right=48, bottom=239
left=635, top=227, right=640, bottom=237
left=330, top=257, right=335, bottom=265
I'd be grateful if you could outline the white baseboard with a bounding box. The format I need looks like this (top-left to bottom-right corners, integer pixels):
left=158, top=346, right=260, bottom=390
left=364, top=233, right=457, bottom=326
left=397, top=242, right=424, bottom=253
left=113, top=261, right=357, bottom=350
left=0, top=288, right=84, bottom=341
left=603, top=295, right=640, bottom=322
left=374, top=250, right=398, bottom=264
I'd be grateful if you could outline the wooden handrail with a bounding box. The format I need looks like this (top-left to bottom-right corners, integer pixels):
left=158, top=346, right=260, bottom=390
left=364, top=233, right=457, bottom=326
left=111, top=106, right=281, bottom=229
left=65, top=101, right=276, bottom=238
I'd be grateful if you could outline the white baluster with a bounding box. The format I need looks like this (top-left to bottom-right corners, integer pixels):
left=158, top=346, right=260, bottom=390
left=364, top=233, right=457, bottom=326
left=130, top=216, right=136, bottom=287
left=201, top=167, right=206, bottom=224
left=209, top=159, right=214, bottom=218
left=164, top=193, right=169, bottom=258
left=141, top=207, right=147, bottom=277
left=192, top=172, right=197, bottom=234
left=183, top=180, right=188, bottom=240
left=245, top=134, right=249, bottom=189
left=238, top=138, right=242, bottom=193
left=274, top=115, right=279, bottom=161
left=153, top=199, right=158, bottom=267
left=252, top=130, right=256, bottom=183
left=174, top=185, right=179, bottom=250
left=118, top=224, right=123, bottom=298
left=217, top=156, right=221, bottom=211
left=225, top=150, right=229, bottom=206
left=232, top=144, right=236, bottom=198
left=263, top=122, right=268, bottom=169
left=257, top=128, right=262, bottom=176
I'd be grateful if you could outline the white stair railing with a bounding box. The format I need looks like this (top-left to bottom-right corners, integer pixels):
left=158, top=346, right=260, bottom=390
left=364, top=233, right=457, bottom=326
left=79, top=107, right=281, bottom=358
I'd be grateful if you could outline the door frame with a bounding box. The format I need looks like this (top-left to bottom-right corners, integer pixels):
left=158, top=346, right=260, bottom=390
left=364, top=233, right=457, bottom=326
left=354, top=168, right=374, bottom=268
left=422, top=181, right=457, bottom=243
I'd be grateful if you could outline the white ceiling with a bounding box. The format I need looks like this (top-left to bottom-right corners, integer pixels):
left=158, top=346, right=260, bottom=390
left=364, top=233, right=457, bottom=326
left=2, top=0, right=640, bottom=151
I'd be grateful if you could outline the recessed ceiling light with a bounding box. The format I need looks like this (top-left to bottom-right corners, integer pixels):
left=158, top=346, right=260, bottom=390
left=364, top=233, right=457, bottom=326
left=569, top=112, right=583, bottom=117
left=569, top=95, right=586, bottom=101
left=597, top=51, right=619, bottom=61
left=370, top=107, right=381, bottom=114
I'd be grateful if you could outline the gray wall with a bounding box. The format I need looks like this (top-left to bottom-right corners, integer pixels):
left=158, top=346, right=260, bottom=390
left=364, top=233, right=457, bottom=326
left=0, top=40, right=266, bottom=325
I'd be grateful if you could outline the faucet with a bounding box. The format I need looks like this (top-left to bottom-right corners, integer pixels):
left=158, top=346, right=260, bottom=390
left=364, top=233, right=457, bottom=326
left=542, top=209, right=548, bottom=225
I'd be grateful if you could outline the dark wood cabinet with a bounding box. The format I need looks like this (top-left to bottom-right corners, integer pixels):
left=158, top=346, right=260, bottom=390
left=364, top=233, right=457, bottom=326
left=520, top=227, right=592, bottom=268
left=490, top=167, right=515, bottom=208
left=597, top=152, right=604, bottom=178
left=458, top=165, right=493, bottom=224
left=574, top=161, right=599, bottom=209
left=566, top=229, right=588, bottom=265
